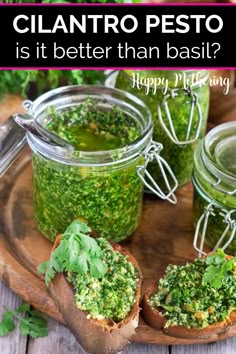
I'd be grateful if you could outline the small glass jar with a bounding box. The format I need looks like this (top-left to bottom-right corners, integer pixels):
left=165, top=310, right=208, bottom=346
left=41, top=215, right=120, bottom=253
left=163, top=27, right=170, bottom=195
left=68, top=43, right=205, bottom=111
left=192, top=121, right=236, bottom=255
left=112, top=70, right=210, bottom=189
left=23, top=85, right=178, bottom=243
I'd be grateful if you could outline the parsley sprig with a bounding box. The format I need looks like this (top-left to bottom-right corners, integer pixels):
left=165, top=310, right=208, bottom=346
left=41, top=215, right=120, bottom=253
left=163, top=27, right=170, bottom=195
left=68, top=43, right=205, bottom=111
left=0, top=304, right=48, bottom=338
left=37, top=220, right=107, bottom=286
left=203, top=248, right=236, bottom=289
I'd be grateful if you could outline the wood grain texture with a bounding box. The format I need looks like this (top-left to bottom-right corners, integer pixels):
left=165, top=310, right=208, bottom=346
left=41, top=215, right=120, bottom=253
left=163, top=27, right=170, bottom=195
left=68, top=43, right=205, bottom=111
left=0, top=281, right=27, bottom=354
left=27, top=317, right=84, bottom=354
left=172, top=337, right=236, bottom=354
left=27, top=316, right=169, bottom=354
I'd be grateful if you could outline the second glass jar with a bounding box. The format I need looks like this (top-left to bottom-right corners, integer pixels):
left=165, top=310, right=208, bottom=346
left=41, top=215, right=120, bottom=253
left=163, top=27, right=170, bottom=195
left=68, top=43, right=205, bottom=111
left=114, top=70, right=210, bottom=189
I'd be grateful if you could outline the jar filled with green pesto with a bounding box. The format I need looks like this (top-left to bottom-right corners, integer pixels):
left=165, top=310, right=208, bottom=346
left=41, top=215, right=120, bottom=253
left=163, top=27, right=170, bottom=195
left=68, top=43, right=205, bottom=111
left=192, top=122, right=236, bottom=255
left=112, top=70, right=210, bottom=189
left=24, top=85, right=178, bottom=243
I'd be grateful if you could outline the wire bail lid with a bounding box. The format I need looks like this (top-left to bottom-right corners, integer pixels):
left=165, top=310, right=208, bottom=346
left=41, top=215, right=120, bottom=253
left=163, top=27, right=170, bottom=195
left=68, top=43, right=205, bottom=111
left=157, top=86, right=203, bottom=146
left=193, top=202, right=236, bottom=257
left=136, top=140, right=178, bottom=204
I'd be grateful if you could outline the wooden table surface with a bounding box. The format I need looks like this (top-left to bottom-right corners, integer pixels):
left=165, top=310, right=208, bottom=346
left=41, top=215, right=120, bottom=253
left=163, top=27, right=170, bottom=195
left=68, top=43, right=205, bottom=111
left=1, top=93, right=236, bottom=353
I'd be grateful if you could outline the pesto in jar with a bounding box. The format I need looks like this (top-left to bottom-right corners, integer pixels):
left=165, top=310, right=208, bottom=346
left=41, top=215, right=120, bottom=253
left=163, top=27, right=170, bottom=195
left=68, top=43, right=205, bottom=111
left=67, top=238, right=139, bottom=322
left=149, top=257, right=236, bottom=329
left=46, top=99, right=140, bottom=151
left=32, top=98, right=144, bottom=242
left=115, top=70, right=209, bottom=188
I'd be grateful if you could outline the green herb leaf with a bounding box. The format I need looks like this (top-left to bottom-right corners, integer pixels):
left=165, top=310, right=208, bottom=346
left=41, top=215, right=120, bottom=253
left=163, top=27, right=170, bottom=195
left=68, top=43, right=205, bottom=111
left=203, top=248, right=236, bottom=289
left=0, top=304, right=47, bottom=338
left=0, top=312, right=15, bottom=336
left=19, top=311, right=48, bottom=338
left=202, top=264, right=224, bottom=289
left=76, top=252, right=90, bottom=274
left=37, top=261, right=48, bottom=275
left=37, top=219, right=107, bottom=286
left=16, top=304, right=31, bottom=313
left=64, top=219, right=91, bottom=235
left=78, top=233, right=101, bottom=256
left=89, top=258, right=108, bottom=279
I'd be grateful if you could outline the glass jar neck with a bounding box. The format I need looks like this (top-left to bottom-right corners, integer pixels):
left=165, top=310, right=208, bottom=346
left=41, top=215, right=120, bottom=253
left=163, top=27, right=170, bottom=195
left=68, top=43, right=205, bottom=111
left=26, top=85, right=153, bottom=167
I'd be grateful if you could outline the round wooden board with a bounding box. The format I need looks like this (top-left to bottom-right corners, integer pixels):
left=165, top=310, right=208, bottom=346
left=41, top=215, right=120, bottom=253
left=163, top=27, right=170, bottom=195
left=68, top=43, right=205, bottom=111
left=1, top=94, right=236, bottom=346
left=2, top=150, right=236, bottom=345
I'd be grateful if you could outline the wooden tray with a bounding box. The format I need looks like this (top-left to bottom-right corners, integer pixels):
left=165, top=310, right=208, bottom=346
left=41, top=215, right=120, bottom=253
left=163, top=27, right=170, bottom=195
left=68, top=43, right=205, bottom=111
left=1, top=95, right=236, bottom=346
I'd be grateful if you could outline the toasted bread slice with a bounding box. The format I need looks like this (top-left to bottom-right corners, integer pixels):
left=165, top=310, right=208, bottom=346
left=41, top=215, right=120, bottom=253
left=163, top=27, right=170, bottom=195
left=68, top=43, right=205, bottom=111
left=48, top=235, right=142, bottom=354
left=142, top=254, right=236, bottom=340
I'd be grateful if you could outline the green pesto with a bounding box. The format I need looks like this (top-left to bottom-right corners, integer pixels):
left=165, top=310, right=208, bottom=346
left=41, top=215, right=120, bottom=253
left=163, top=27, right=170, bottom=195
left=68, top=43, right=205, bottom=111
left=32, top=100, right=143, bottom=242
left=67, top=238, right=139, bottom=322
left=46, top=99, right=140, bottom=151
left=115, top=70, right=209, bottom=188
left=149, top=257, right=236, bottom=329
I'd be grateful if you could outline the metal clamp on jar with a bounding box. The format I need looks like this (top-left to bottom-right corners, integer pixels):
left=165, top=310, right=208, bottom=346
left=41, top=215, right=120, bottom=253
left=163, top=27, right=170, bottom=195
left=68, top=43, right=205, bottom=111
left=109, top=70, right=210, bottom=189
left=157, top=86, right=203, bottom=146
left=192, top=122, right=236, bottom=255
left=13, top=86, right=178, bottom=243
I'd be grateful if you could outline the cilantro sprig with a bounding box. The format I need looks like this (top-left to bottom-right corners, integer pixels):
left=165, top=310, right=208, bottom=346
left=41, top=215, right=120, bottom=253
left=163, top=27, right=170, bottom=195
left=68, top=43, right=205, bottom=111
left=203, top=248, right=236, bottom=289
left=0, top=304, right=48, bottom=338
left=37, top=220, right=107, bottom=286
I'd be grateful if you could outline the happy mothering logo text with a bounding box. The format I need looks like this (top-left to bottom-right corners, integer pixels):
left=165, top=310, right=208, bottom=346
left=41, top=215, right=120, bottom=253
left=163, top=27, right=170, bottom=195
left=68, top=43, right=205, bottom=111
left=131, top=72, right=231, bottom=95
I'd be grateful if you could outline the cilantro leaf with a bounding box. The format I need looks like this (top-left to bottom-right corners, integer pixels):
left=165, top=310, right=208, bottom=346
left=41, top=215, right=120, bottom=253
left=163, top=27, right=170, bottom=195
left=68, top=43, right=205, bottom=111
left=37, top=219, right=108, bottom=286
left=203, top=248, right=236, bottom=289
left=203, top=265, right=224, bottom=289
left=0, top=305, right=47, bottom=338
left=76, top=252, right=90, bottom=274
left=64, top=219, right=91, bottom=235
left=38, top=256, right=63, bottom=286
left=0, top=312, right=15, bottom=336
left=37, top=261, right=48, bottom=275
left=78, top=233, right=101, bottom=256
left=89, top=258, right=108, bottom=279
left=16, top=304, right=31, bottom=313
left=19, top=311, right=48, bottom=338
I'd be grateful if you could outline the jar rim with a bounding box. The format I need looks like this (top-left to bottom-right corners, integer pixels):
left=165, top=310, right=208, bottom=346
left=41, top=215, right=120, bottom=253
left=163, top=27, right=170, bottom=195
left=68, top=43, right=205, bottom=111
left=26, top=85, right=153, bottom=167
left=202, top=121, right=236, bottom=190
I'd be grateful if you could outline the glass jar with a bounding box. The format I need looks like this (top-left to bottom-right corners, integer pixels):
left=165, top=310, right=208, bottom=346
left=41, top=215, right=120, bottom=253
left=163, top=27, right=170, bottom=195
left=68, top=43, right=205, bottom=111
left=113, top=70, right=210, bottom=189
left=23, top=85, right=178, bottom=243
left=192, top=121, right=236, bottom=255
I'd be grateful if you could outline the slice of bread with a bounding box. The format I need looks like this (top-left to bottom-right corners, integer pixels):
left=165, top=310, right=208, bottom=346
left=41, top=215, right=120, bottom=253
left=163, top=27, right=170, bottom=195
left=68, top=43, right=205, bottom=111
left=142, top=254, right=236, bottom=340
left=48, top=235, right=142, bottom=354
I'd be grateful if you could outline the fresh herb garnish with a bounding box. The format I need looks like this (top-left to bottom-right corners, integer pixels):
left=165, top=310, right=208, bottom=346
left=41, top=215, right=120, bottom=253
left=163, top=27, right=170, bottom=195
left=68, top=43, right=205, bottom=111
left=203, top=248, right=236, bottom=289
left=37, top=220, right=107, bottom=286
left=0, top=304, right=48, bottom=338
